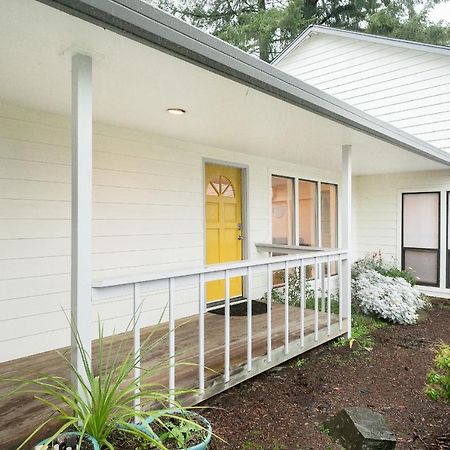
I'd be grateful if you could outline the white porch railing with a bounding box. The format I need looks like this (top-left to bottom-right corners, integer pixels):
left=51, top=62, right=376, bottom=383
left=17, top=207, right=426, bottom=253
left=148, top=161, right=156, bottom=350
left=92, top=248, right=350, bottom=407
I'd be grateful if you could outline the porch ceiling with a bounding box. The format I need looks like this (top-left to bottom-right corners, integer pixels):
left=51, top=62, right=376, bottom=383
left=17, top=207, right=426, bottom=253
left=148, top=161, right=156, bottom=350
left=1, top=1, right=449, bottom=175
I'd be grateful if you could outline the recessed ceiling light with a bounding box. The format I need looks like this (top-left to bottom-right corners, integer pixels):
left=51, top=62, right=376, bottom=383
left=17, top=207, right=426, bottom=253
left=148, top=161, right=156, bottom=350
left=167, top=108, right=186, bottom=115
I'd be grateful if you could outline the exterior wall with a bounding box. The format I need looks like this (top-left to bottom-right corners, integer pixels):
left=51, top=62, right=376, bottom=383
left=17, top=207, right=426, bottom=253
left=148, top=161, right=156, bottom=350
left=0, top=102, right=340, bottom=362
left=275, top=33, right=450, bottom=152
left=353, top=170, right=450, bottom=294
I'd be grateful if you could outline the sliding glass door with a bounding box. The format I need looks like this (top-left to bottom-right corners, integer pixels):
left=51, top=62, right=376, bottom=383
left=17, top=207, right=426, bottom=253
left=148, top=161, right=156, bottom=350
left=402, top=192, right=440, bottom=287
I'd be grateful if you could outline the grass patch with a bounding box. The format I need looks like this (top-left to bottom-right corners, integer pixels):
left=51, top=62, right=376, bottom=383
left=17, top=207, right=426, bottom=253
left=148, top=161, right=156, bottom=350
left=332, top=313, right=387, bottom=357
left=319, top=424, right=331, bottom=436
left=291, top=357, right=307, bottom=368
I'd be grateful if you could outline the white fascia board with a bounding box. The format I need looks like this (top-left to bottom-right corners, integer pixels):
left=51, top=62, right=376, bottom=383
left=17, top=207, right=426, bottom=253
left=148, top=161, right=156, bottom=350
left=273, top=24, right=450, bottom=65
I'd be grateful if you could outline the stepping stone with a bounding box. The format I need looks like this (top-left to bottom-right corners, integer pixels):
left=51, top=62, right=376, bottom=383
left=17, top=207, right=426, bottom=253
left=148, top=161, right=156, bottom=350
left=324, top=407, right=396, bottom=449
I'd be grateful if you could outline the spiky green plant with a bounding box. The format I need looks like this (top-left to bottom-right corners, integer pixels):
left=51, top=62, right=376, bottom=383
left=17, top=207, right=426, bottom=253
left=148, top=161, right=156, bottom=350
left=2, top=315, right=193, bottom=450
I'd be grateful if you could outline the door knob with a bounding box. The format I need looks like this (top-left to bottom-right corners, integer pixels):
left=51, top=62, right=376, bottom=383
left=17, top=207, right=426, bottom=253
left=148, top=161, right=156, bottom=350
left=238, top=235, right=244, bottom=241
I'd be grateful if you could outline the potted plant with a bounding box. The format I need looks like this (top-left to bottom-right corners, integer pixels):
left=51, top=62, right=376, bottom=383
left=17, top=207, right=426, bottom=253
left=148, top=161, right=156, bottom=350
left=148, top=409, right=212, bottom=450
left=2, top=320, right=195, bottom=450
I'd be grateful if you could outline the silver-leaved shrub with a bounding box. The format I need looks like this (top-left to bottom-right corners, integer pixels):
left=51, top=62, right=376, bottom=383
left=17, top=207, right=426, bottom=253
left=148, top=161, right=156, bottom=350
left=352, top=268, right=425, bottom=324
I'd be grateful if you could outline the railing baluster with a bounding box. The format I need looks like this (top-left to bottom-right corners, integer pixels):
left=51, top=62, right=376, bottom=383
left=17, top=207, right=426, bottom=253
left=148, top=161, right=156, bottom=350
left=198, top=273, right=205, bottom=394
left=327, top=256, right=331, bottom=336
left=314, top=257, right=319, bottom=342
left=224, top=270, right=231, bottom=382
left=321, top=262, right=326, bottom=312
left=168, top=277, right=175, bottom=404
left=94, top=249, right=349, bottom=409
left=247, top=266, right=252, bottom=372
left=133, top=282, right=141, bottom=414
left=284, top=261, right=289, bottom=355
left=300, top=262, right=305, bottom=347
left=267, top=263, right=272, bottom=362
left=338, top=254, right=343, bottom=331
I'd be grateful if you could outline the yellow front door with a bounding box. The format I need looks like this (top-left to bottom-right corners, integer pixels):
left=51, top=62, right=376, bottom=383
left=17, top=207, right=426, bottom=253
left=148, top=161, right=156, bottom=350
left=205, top=163, right=243, bottom=302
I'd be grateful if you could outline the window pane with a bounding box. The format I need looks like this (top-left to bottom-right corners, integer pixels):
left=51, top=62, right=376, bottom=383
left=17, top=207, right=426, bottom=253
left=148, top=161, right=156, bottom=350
left=403, top=193, right=439, bottom=249
left=298, top=180, right=317, bottom=246
left=404, top=249, right=438, bottom=285
left=321, top=183, right=338, bottom=248
left=272, top=176, right=294, bottom=246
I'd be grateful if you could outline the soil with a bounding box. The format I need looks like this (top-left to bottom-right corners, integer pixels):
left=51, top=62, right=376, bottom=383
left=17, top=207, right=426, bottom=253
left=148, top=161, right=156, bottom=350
left=104, top=429, right=157, bottom=450
left=202, top=299, right=450, bottom=450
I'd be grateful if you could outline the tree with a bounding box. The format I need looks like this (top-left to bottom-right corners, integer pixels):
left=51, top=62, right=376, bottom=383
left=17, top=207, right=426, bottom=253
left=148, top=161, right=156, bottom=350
left=366, top=0, right=450, bottom=46
left=152, top=0, right=450, bottom=62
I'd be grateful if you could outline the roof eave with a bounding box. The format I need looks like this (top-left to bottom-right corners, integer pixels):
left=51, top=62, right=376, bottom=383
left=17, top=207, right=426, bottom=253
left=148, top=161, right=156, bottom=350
left=273, top=24, right=450, bottom=65
left=271, top=24, right=316, bottom=65
left=36, top=0, right=450, bottom=167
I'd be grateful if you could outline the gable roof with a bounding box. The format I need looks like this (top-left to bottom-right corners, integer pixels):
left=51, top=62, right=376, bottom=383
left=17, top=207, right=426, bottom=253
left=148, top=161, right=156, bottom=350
left=37, top=0, right=450, bottom=166
left=273, top=24, right=450, bottom=65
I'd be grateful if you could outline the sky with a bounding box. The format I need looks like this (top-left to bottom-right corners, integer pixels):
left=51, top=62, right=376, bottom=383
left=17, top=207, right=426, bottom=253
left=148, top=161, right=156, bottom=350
left=428, top=1, right=450, bottom=22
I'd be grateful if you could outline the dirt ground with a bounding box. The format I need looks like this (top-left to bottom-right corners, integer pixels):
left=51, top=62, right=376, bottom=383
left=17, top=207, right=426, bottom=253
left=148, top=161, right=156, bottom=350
left=202, top=299, right=450, bottom=450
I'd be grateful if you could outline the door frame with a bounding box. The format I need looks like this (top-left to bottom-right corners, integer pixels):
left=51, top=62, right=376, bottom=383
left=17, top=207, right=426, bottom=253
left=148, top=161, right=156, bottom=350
left=202, top=158, right=250, bottom=300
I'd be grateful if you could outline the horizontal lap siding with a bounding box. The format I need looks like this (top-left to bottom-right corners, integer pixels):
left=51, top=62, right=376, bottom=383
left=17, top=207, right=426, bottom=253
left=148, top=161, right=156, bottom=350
left=353, top=170, right=450, bottom=263
left=276, top=34, right=450, bottom=151
left=0, top=103, right=340, bottom=362
left=0, top=104, right=206, bottom=361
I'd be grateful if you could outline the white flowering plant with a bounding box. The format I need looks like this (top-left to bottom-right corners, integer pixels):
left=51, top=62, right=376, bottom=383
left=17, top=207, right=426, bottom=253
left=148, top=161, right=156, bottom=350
left=352, top=250, right=417, bottom=286
left=352, top=252, right=426, bottom=325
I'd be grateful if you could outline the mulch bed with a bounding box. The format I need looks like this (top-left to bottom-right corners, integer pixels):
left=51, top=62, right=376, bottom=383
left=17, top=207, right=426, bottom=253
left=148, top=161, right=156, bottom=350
left=202, top=299, right=450, bottom=449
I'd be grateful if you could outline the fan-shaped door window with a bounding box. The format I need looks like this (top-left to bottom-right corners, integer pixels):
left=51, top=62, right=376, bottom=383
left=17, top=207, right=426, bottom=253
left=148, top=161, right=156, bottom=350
left=206, top=176, right=235, bottom=198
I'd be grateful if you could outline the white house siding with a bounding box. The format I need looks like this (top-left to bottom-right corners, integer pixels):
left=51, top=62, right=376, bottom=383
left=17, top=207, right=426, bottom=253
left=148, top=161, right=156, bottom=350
left=0, top=102, right=340, bottom=362
left=275, top=33, right=450, bottom=152
left=353, top=170, right=450, bottom=293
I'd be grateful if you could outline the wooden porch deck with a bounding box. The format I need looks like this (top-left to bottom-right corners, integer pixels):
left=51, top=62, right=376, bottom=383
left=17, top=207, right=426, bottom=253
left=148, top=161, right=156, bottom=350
left=0, top=304, right=347, bottom=449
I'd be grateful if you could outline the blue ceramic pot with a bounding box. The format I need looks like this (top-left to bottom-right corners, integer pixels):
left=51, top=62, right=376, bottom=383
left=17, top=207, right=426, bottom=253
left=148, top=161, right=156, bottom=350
left=147, top=409, right=212, bottom=450
left=37, top=431, right=99, bottom=450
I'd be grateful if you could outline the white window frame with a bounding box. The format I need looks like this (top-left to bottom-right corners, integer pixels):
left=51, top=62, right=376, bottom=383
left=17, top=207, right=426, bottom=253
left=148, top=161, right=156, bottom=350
left=269, top=172, right=339, bottom=249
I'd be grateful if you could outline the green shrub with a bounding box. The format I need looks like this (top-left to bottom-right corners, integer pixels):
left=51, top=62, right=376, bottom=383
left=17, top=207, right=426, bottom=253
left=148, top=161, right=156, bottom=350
left=425, top=343, right=450, bottom=403
left=352, top=252, right=416, bottom=286
left=376, top=265, right=416, bottom=286
left=268, top=269, right=339, bottom=313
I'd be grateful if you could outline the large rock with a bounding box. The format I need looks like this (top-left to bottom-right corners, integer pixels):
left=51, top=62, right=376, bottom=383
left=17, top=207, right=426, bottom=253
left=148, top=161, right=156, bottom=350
left=324, top=407, right=396, bottom=449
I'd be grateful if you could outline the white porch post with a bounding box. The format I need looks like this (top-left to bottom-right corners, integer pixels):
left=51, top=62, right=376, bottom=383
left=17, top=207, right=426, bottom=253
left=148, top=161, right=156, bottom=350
left=71, top=54, right=93, bottom=393
left=341, top=144, right=352, bottom=338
